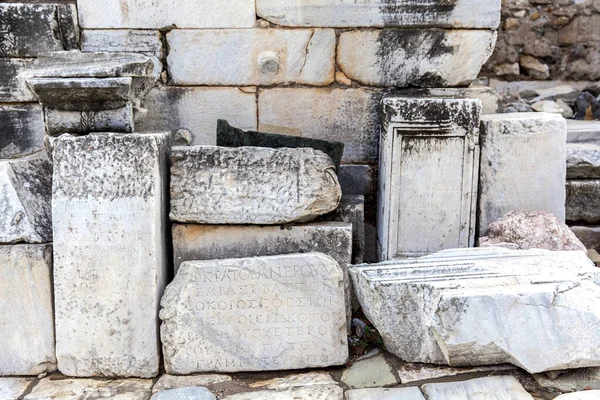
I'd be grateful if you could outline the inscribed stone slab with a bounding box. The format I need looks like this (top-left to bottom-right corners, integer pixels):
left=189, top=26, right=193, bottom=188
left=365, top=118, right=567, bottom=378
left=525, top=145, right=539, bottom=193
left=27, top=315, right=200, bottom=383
left=160, top=253, right=348, bottom=373
left=169, top=146, right=341, bottom=224
left=337, top=30, right=497, bottom=87
left=53, top=132, right=169, bottom=377
left=0, top=3, right=78, bottom=57
left=258, top=88, right=382, bottom=163
left=0, top=244, right=55, bottom=376
left=77, top=0, right=255, bottom=29
left=256, top=0, right=501, bottom=29
left=421, top=376, right=533, bottom=400
left=167, top=29, right=335, bottom=86
left=81, top=30, right=164, bottom=58
left=478, top=113, right=567, bottom=234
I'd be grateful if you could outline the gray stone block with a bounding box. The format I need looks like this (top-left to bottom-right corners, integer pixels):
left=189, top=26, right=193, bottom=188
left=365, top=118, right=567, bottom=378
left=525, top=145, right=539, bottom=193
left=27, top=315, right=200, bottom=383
left=0, top=105, right=45, bottom=159
left=567, top=180, right=600, bottom=223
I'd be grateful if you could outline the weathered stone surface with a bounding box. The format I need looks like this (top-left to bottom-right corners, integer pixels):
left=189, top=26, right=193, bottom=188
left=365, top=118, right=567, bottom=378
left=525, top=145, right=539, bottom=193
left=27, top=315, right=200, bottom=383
left=0, top=105, right=45, bottom=159
left=256, top=0, right=500, bottom=28
left=555, top=392, right=600, bottom=400
left=0, top=58, right=36, bottom=102
left=480, top=210, right=586, bottom=251
left=170, top=146, right=341, bottom=224
left=222, top=386, right=343, bottom=400
left=24, top=378, right=153, bottom=400
left=153, top=375, right=231, bottom=393
left=217, top=120, right=345, bottom=171
left=137, top=86, right=257, bottom=146
left=534, top=368, right=600, bottom=394
left=0, top=4, right=78, bottom=57
left=567, top=143, right=600, bottom=179
left=337, top=165, right=374, bottom=197
left=351, top=247, right=600, bottom=373
left=172, top=222, right=351, bottom=274
left=44, top=104, right=134, bottom=136
left=0, top=156, right=52, bottom=244
left=566, top=180, right=600, bottom=223
left=81, top=30, right=163, bottom=58
left=341, top=354, right=398, bottom=389
left=318, top=196, right=365, bottom=264
left=422, top=376, right=533, bottom=399
left=0, top=244, right=55, bottom=376
left=571, top=225, right=600, bottom=251
left=345, top=388, right=425, bottom=400
left=478, top=113, right=567, bottom=234
left=53, top=133, right=169, bottom=378
left=567, top=120, right=600, bottom=143
left=337, top=30, right=497, bottom=87
left=0, top=378, right=31, bottom=400
left=258, top=88, right=381, bottom=163
left=160, top=253, right=348, bottom=373
left=167, top=29, right=335, bottom=86
left=378, top=97, right=480, bottom=259
left=249, top=372, right=336, bottom=390
left=151, top=387, right=216, bottom=400
left=78, top=0, right=255, bottom=29
left=398, top=87, right=500, bottom=114
left=396, top=363, right=515, bottom=384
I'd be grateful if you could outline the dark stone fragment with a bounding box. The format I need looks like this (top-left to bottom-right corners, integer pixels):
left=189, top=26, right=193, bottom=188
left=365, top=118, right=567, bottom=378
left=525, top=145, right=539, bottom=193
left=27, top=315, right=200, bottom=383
left=574, top=92, right=600, bottom=121
left=0, top=105, right=45, bottom=159
left=216, top=119, right=345, bottom=170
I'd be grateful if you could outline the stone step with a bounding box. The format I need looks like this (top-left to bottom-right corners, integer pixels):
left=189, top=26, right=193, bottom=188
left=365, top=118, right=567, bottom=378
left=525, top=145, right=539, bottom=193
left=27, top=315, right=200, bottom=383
left=567, top=142, right=600, bottom=179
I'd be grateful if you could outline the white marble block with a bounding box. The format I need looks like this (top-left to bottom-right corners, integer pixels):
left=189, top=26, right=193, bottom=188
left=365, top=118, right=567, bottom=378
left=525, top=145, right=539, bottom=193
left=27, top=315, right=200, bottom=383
left=256, top=0, right=501, bottom=29
left=337, top=30, right=497, bottom=87
left=167, top=29, right=335, bottom=86
left=160, top=253, right=348, bottom=373
left=378, top=97, right=481, bottom=260
left=170, top=146, right=341, bottom=225
left=351, top=247, right=600, bottom=373
left=478, top=113, right=567, bottom=235
left=52, top=132, right=169, bottom=377
left=0, top=244, right=56, bottom=376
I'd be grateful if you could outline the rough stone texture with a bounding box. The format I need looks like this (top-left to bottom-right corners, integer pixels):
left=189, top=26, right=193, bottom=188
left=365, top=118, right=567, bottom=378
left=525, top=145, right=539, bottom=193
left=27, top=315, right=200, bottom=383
left=378, top=97, right=480, bottom=260
left=481, top=0, right=600, bottom=81
left=351, top=247, right=600, bottom=373
left=249, top=372, right=336, bottom=390
left=53, top=133, right=169, bottom=378
left=0, top=58, right=37, bottom=102
left=256, top=0, right=500, bottom=28
left=337, top=30, right=497, bottom=87
left=478, top=113, right=567, bottom=234
left=167, top=29, right=335, bottom=86
left=0, top=4, right=78, bottom=57
left=81, top=30, right=164, bottom=58
left=396, top=364, right=515, bottom=384
left=480, top=210, right=586, bottom=251
left=170, top=146, right=341, bottom=225
left=217, top=120, right=345, bottom=171
left=0, top=156, right=52, bottom=244
left=258, top=88, right=381, bottom=164
left=0, top=105, right=45, bottom=159
left=153, top=375, right=231, bottom=393
left=422, top=376, right=533, bottom=399
left=222, top=386, right=343, bottom=400
left=571, top=225, right=600, bottom=252
left=555, top=392, right=600, bottom=400
left=160, top=253, right=348, bottom=373
left=43, top=105, right=134, bottom=136
left=346, top=388, right=425, bottom=400
left=534, top=368, right=600, bottom=394
left=566, top=180, right=600, bottom=223
left=0, top=378, right=31, bottom=400
left=397, top=87, right=500, bottom=115
left=138, top=86, right=257, bottom=146
left=151, top=387, right=216, bottom=400
left=340, top=354, right=398, bottom=389
left=0, top=244, right=55, bottom=376
left=24, top=378, right=153, bottom=400
left=317, top=196, right=364, bottom=264
left=567, top=143, right=600, bottom=179
left=78, top=0, right=255, bottom=29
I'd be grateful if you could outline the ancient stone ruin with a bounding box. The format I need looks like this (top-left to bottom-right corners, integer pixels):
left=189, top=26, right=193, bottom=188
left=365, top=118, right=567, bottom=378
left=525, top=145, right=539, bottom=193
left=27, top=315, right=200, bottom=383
left=1, top=1, right=599, bottom=399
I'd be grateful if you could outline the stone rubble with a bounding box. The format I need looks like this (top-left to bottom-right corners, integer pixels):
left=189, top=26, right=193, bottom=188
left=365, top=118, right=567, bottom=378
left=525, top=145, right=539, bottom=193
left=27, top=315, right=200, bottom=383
left=169, top=146, right=341, bottom=225
left=351, top=247, right=600, bottom=373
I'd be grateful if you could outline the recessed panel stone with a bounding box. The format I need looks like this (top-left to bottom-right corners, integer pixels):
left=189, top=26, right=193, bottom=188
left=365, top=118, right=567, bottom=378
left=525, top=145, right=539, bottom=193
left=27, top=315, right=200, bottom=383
left=160, top=253, right=348, bottom=373
left=52, top=132, right=169, bottom=378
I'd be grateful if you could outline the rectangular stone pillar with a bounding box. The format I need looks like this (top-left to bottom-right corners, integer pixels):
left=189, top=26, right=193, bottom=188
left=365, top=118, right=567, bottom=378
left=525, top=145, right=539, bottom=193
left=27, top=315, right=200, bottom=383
left=378, top=97, right=481, bottom=260
left=52, top=132, right=169, bottom=378
left=478, top=113, right=566, bottom=235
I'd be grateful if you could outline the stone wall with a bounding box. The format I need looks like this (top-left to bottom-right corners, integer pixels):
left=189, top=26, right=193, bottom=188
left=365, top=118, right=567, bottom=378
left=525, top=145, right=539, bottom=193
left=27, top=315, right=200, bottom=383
left=481, top=0, right=600, bottom=81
